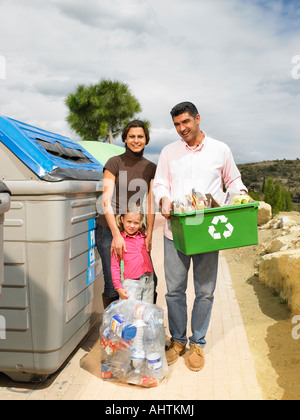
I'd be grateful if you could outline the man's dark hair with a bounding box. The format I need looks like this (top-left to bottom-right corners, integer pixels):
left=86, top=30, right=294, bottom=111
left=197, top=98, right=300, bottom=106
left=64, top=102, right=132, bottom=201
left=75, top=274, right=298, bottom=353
left=170, top=102, right=199, bottom=119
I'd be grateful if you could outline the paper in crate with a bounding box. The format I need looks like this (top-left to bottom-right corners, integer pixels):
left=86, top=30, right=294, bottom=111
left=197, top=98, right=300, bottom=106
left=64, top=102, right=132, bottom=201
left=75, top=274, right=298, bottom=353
left=170, top=202, right=259, bottom=255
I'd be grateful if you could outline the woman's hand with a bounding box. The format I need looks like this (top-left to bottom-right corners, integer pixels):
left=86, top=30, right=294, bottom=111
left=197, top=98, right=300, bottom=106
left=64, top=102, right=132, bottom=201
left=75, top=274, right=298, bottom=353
left=111, top=232, right=127, bottom=261
left=145, top=234, right=152, bottom=253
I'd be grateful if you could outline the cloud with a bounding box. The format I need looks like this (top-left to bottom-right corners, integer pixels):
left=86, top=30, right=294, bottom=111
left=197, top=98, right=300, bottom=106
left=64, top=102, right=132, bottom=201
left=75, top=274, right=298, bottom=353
left=0, top=0, right=299, bottom=165
left=50, top=0, right=157, bottom=34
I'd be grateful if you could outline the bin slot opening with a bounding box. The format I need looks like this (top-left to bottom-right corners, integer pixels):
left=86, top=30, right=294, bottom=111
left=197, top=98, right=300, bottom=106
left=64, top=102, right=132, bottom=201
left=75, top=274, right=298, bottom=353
left=36, top=138, right=93, bottom=165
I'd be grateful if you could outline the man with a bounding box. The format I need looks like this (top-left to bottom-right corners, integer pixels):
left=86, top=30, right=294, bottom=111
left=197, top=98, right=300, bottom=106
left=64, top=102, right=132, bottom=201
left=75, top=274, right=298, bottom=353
left=152, top=102, right=249, bottom=371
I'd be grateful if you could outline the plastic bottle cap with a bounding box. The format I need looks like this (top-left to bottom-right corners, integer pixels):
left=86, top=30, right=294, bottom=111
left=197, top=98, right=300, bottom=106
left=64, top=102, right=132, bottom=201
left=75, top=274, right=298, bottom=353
left=122, top=324, right=137, bottom=341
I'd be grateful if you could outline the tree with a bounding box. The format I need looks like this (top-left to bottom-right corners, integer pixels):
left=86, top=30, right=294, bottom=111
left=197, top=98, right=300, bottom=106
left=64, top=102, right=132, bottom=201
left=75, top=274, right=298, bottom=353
left=261, top=176, right=266, bottom=194
left=281, top=187, right=293, bottom=212
left=65, top=79, right=143, bottom=144
left=264, top=177, right=294, bottom=215
left=263, top=177, right=274, bottom=206
left=272, top=181, right=283, bottom=215
left=249, top=191, right=260, bottom=201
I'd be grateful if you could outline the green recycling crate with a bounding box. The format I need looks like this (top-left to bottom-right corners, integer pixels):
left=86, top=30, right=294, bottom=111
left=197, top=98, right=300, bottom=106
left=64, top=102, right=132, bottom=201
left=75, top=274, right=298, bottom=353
left=170, top=202, right=259, bottom=255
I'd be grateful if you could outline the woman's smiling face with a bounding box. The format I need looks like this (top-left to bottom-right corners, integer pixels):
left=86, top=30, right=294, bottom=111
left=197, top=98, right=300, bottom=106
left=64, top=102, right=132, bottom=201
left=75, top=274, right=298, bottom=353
left=124, top=127, right=146, bottom=153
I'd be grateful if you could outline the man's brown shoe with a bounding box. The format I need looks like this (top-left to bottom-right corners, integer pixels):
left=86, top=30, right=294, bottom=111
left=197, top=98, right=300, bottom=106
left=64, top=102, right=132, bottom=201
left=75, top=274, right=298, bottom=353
left=188, top=344, right=205, bottom=371
left=166, top=340, right=186, bottom=365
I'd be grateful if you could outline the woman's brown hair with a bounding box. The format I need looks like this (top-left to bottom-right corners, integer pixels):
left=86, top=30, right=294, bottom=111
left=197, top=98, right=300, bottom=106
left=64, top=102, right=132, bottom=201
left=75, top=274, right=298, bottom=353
left=121, top=120, right=150, bottom=145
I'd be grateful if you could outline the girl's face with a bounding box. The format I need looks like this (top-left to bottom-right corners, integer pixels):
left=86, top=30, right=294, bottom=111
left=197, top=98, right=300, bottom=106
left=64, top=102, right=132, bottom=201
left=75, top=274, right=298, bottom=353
left=125, top=127, right=146, bottom=153
left=121, top=212, right=143, bottom=236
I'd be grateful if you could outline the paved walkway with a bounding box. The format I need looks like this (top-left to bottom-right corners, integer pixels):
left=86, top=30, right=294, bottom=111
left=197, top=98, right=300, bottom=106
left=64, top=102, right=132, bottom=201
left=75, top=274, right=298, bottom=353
left=0, top=216, right=262, bottom=400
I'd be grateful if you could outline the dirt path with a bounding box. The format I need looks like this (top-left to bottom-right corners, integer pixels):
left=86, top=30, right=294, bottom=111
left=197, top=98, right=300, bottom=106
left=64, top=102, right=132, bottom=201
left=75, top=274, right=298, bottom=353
left=223, top=212, right=300, bottom=400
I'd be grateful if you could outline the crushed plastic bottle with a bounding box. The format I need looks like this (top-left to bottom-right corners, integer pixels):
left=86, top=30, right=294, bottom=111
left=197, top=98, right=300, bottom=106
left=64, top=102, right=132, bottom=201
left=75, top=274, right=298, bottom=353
left=110, top=314, right=137, bottom=341
left=130, top=319, right=145, bottom=369
left=109, top=347, right=132, bottom=380
left=134, top=303, right=164, bottom=326
left=101, top=359, right=112, bottom=380
left=144, top=327, right=166, bottom=380
left=102, top=301, right=119, bottom=326
left=127, top=370, right=159, bottom=388
left=100, top=328, right=128, bottom=356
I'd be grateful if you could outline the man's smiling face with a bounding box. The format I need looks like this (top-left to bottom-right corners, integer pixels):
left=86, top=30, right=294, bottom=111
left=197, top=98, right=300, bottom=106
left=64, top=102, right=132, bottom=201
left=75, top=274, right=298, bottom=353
left=172, top=112, right=200, bottom=144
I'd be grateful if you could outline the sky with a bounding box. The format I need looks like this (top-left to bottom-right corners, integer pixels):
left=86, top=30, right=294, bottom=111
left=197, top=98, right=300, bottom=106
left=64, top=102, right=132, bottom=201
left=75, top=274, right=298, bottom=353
left=0, top=0, right=299, bottom=164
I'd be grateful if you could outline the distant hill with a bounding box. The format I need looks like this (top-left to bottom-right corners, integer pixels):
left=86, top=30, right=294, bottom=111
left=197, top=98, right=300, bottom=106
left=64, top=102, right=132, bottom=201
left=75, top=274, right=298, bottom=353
left=237, top=159, right=300, bottom=206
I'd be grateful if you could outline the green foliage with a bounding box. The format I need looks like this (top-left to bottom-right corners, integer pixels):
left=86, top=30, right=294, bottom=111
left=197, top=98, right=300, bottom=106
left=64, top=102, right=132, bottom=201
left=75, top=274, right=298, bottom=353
left=263, top=177, right=274, bottom=205
left=273, top=181, right=283, bottom=215
left=282, top=187, right=293, bottom=212
left=65, top=79, right=143, bottom=143
left=238, top=159, right=300, bottom=210
left=263, top=177, right=293, bottom=215
left=249, top=191, right=260, bottom=201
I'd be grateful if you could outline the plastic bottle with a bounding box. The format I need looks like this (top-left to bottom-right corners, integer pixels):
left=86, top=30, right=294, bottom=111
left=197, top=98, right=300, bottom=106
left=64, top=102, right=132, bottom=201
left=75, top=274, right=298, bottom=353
left=109, top=347, right=132, bottom=380
left=143, top=326, right=166, bottom=381
left=110, top=314, right=137, bottom=341
left=146, top=351, right=164, bottom=380
left=130, top=319, right=145, bottom=369
left=101, top=358, right=113, bottom=380
left=102, top=300, right=119, bottom=327
left=127, top=370, right=159, bottom=388
left=134, top=303, right=164, bottom=326
left=100, top=328, right=114, bottom=380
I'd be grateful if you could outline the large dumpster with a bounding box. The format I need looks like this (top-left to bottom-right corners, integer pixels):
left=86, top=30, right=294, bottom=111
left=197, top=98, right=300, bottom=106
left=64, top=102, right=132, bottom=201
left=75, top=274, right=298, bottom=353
left=0, top=116, right=104, bottom=382
left=0, top=181, right=11, bottom=303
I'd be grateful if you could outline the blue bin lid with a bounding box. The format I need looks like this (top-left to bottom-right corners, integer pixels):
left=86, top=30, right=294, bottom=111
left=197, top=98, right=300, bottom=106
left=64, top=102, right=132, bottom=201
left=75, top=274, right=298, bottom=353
left=0, top=115, right=103, bottom=181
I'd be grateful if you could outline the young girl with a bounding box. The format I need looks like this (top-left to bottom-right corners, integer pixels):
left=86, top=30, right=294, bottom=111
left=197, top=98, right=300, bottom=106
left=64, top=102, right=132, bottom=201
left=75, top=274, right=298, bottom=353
left=110, top=207, right=154, bottom=303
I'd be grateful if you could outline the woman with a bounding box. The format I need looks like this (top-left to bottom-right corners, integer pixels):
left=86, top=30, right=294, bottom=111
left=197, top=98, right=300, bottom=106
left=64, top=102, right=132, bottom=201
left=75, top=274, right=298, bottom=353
left=96, top=120, right=157, bottom=308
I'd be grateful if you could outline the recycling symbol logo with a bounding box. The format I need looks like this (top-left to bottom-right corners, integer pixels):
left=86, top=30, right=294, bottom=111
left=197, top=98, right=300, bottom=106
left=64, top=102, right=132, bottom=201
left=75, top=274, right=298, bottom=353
left=208, top=215, right=234, bottom=240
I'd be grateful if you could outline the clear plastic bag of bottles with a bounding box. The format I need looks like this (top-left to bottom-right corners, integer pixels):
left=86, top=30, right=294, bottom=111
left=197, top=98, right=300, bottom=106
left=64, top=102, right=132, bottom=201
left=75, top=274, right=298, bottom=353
left=100, top=297, right=168, bottom=387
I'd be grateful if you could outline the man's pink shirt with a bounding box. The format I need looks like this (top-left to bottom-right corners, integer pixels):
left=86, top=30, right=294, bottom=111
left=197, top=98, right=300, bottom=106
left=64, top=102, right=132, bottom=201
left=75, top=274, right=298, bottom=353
left=152, top=134, right=247, bottom=240
left=111, top=231, right=153, bottom=290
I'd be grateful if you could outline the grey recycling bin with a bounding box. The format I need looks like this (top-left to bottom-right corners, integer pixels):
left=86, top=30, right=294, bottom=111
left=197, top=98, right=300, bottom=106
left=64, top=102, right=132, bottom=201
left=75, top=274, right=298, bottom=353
left=0, top=181, right=11, bottom=303
left=0, top=116, right=104, bottom=382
